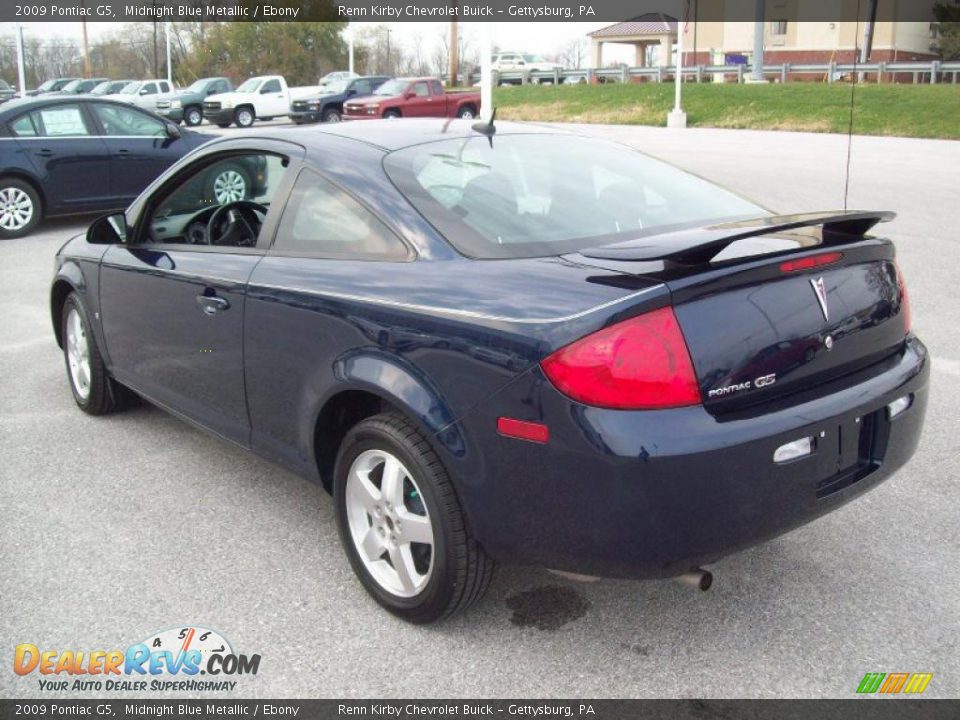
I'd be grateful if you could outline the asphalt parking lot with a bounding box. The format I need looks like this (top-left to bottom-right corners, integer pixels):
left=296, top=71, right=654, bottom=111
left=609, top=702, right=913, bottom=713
left=1, top=122, right=958, bottom=699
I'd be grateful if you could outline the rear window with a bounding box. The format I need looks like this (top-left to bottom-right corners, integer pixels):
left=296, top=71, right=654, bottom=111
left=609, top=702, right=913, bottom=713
left=383, top=134, right=765, bottom=259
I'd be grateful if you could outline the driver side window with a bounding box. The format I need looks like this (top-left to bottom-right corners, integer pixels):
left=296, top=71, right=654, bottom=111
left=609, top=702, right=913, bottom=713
left=146, top=153, right=288, bottom=248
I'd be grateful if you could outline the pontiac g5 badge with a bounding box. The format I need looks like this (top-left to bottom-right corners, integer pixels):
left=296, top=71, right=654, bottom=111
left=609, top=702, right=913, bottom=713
left=810, top=277, right=829, bottom=321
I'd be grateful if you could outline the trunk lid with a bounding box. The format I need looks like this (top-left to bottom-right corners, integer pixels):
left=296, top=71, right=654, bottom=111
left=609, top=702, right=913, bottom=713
left=567, top=212, right=909, bottom=414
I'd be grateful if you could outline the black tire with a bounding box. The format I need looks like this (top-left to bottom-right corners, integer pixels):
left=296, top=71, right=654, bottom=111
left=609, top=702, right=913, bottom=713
left=334, top=412, right=494, bottom=623
left=322, top=107, right=342, bottom=123
left=456, top=105, right=476, bottom=119
left=383, top=109, right=401, bottom=119
left=184, top=106, right=203, bottom=126
left=216, top=122, right=232, bottom=129
left=206, top=162, right=251, bottom=204
left=0, top=177, right=41, bottom=239
left=61, top=292, right=125, bottom=415
left=234, top=106, right=255, bottom=128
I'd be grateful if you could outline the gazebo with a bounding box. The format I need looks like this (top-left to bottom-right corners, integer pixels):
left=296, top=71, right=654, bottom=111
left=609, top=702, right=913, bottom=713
left=588, top=13, right=678, bottom=69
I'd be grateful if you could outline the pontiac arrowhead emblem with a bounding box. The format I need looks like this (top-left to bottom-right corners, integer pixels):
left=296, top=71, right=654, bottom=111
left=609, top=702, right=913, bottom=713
left=810, top=277, right=829, bottom=321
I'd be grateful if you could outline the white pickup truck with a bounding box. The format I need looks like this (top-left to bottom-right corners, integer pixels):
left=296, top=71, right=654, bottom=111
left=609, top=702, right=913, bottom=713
left=202, top=75, right=318, bottom=128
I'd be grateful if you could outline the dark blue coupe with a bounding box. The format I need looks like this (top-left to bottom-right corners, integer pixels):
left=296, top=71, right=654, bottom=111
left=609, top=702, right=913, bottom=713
left=0, top=96, right=212, bottom=238
left=51, top=120, right=928, bottom=622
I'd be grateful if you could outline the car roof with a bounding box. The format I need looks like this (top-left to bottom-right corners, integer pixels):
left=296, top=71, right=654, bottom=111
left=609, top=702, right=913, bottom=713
left=234, top=118, right=567, bottom=152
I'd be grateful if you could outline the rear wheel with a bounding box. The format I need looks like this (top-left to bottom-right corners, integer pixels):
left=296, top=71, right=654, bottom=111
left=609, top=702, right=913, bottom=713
left=234, top=107, right=255, bottom=128
left=61, top=292, right=124, bottom=415
left=334, top=412, right=494, bottom=623
left=322, top=107, right=342, bottom=123
left=457, top=106, right=476, bottom=119
left=0, top=178, right=41, bottom=239
left=184, top=106, right=203, bottom=126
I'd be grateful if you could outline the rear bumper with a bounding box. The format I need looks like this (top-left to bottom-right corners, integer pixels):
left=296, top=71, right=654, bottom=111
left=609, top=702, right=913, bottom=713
left=450, top=337, right=929, bottom=579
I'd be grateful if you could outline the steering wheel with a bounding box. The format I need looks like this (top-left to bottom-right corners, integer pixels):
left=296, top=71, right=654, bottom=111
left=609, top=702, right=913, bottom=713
left=206, top=201, right=267, bottom=247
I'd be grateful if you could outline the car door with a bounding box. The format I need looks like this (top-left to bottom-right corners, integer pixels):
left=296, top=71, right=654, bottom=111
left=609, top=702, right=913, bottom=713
left=7, top=102, right=113, bottom=213
left=98, top=146, right=299, bottom=445
left=258, top=79, right=287, bottom=116
left=133, top=81, right=158, bottom=109
left=403, top=81, right=434, bottom=117
left=88, top=101, right=187, bottom=204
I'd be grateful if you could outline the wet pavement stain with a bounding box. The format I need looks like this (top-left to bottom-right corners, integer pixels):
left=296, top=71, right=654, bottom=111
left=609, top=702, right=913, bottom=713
left=505, top=585, right=590, bottom=631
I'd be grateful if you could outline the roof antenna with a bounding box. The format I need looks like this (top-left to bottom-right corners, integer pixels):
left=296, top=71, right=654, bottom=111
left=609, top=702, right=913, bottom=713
left=471, top=107, right=497, bottom=148
left=843, top=0, right=863, bottom=212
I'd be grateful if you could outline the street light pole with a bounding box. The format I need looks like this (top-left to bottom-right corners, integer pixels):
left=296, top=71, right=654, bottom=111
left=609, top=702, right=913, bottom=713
left=751, top=0, right=765, bottom=82
left=348, top=24, right=354, bottom=74
left=15, top=23, right=27, bottom=97
left=166, top=22, right=172, bottom=85
left=480, top=22, right=492, bottom=121
left=667, top=1, right=687, bottom=128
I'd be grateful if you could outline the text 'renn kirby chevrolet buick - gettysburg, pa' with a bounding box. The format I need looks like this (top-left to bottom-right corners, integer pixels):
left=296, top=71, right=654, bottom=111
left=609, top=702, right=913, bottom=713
left=50, top=120, right=927, bottom=623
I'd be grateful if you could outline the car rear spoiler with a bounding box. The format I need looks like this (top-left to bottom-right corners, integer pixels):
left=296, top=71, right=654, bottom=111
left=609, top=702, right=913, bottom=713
left=579, top=211, right=896, bottom=265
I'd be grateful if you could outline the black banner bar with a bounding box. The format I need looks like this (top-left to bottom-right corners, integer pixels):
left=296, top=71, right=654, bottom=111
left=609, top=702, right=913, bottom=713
left=0, top=0, right=946, bottom=23
left=2, top=700, right=960, bottom=720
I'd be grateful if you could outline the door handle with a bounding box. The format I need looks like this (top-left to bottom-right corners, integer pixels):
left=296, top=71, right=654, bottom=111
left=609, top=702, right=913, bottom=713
left=196, top=294, right=229, bottom=315
left=35, top=149, right=53, bottom=157
left=117, top=149, right=130, bottom=155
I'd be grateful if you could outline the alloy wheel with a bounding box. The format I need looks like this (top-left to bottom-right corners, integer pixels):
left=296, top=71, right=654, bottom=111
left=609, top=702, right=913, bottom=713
left=186, top=108, right=202, bottom=125
left=345, top=449, right=434, bottom=598
left=213, top=170, right=247, bottom=203
left=65, top=308, right=91, bottom=400
left=0, top=186, right=34, bottom=231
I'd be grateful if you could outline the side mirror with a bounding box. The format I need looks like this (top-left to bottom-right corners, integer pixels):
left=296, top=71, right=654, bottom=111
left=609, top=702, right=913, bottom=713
left=404, top=91, right=416, bottom=99
left=139, top=88, right=150, bottom=95
left=517, top=60, right=526, bottom=66
left=347, top=89, right=356, bottom=97
left=165, top=122, right=181, bottom=139
left=87, top=213, right=127, bottom=245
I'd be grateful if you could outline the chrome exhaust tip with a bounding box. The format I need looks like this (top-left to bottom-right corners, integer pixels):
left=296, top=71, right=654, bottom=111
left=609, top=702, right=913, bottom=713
left=675, top=568, right=712, bottom=591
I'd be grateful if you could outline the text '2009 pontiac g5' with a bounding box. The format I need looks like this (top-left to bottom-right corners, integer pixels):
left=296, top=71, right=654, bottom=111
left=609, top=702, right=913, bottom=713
left=51, top=120, right=928, bottom=623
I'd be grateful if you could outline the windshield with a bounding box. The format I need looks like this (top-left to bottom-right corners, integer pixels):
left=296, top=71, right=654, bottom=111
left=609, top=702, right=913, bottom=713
left=320, top=80, right=349, bottom=94
left=236, top=78, right=262, bottom=93
left=37, top=80, right=56, bottom=92
left=374, top=80, right=408, bottom=96
left=523, top=54, right=546, bottom=62
left=119, top=82, right=141, bottom=95
left=61, top=80, right=83, bottom=92
left=90, top=82, right=110, bottom=94
left=187, top=79, right=210, bottom=92
left=384, top=135, right=766, bottom=259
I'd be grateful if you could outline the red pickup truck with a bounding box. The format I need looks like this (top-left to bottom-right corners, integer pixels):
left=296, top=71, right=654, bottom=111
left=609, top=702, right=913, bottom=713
left=343, top=77, right=480, bottom=120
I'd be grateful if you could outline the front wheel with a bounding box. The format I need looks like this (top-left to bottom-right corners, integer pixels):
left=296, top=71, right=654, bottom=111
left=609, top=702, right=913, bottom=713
left=184, top=106, right=203, bottom=126
left=234, top=107, right=255, bottom=128
left=334, top=413, right=494, bottom=623
left=322, top=108, right=342, bottom=123
left=0, top=178, right=41, bottom=239
left=383, top=110, right=401, bottom=119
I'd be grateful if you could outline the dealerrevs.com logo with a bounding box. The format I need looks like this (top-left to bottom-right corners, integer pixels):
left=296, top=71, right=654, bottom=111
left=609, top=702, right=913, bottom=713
left=14, top=626, right=261, bottom=693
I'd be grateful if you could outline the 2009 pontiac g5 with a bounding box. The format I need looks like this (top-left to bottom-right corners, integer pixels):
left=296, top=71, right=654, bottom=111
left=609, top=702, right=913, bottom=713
left=51, top=121, right=928, bottom=622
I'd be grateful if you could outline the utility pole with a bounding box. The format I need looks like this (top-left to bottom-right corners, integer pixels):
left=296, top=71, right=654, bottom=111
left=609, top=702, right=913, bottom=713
left=384, top=26, right=391, bottom=75
left=449, top=16, right=459, bottom=87
left=750, top=0, right=765, bottom=82
left=480, top=22, right=492, bottom=120
left=153, top=21, right=159, bottom=78
left=348, top=24, right=354, bottom=74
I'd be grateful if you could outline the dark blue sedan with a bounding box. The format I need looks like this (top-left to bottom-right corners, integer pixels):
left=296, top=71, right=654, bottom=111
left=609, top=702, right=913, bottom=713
left=0, top=96, right=212, bottom=238
left=50, top=121, right=928, bottom=622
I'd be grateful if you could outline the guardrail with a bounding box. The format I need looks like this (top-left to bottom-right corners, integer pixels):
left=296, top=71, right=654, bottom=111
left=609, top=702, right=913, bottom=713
left=462, top=60, right=960, bottom=86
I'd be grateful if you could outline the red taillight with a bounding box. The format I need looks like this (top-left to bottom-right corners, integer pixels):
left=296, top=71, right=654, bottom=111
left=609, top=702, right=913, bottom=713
left=779, top=252, right=843, bottom=273
left=896, top=262, right=911, bottom=334
left=540, top=307, right=701, bottom=410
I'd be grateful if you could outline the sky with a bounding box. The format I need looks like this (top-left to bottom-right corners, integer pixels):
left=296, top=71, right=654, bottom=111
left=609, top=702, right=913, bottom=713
left=13, top=21, right=638, bottom=64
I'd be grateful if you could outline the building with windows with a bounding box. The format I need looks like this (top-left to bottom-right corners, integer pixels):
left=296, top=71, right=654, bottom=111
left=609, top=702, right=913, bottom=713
left=589, top=15, right=939, bottom=71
